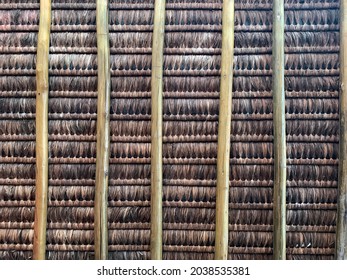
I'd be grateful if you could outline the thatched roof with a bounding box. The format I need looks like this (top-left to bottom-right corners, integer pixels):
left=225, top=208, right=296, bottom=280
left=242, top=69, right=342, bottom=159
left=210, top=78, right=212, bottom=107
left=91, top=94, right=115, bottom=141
left=0, top=0, right=340, bottom=259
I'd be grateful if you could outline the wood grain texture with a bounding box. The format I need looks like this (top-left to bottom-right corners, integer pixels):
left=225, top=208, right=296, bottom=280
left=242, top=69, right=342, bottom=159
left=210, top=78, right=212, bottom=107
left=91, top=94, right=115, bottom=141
left=150, top=0, right=166, bottom=260
left=337, top=0, right=347, bottom=260
left=272, top=0, right=287, bottom=260
left=95, top=0, right=111, bottom=260
left=215, top=0, right=235, bottom=260
left=33, top=0, right=51, bottom=260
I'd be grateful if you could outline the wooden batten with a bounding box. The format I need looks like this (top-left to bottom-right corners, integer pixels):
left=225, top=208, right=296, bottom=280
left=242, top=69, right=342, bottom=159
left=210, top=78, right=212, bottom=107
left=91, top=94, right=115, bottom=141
left=150, top=0, right=166, bottom=260
left=272, top=0, right=287, bottom=260
left=336, top=0, right=347, bottom=260
left=94, top=0, right=111, bottom=260
left=33, top=0, right=51, bottom=260
left=214, top=0, right=235, bottom=260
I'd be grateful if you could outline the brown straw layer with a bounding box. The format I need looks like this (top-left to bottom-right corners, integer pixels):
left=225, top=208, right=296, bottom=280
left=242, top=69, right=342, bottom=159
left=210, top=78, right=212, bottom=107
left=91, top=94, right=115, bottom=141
left=0, top=0, right=340, bottom=260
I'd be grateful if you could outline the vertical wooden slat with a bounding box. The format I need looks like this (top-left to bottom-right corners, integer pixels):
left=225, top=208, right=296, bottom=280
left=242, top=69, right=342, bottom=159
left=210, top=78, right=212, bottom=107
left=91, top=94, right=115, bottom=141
left=150, top=0, right=166, bottom=260
left=337, top=0, right=347, bottom=260
left=272, top=0, right=286, bottom=260
left=33, top=0, right=51, bottom=260
left=214, top=0, right=235, bottom=260
left=94, top=0, right=111, bottom=260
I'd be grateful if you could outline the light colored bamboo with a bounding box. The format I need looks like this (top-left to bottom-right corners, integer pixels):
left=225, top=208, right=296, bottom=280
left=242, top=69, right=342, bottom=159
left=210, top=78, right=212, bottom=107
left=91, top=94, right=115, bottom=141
left=150, top=0, right=166, bottom=260
left=94, top=0, right=111, bottom=260
left=336, top=0, right=347, bottom=260
left=214, top=0, right=235, bottom=260
left=272, top=0, right=286, bottom=260
left=33, top=0, right=51, bottom=260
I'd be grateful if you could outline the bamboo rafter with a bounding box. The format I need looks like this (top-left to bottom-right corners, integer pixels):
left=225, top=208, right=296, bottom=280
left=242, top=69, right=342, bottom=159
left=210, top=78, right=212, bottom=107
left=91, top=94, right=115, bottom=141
left=214, top=0, right=235, bottom=260
left=272, top=0, right=287, bottom=260
left=33, top=0, right=51, bottom=260
left=336, top=0, right=347, bottom=260
left=150, top=0, right=166, bottom=260
left=94, top=0, right=111, bottom=260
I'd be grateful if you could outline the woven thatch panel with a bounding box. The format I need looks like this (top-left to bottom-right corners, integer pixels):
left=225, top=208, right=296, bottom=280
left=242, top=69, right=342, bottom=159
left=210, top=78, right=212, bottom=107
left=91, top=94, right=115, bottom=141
left=0, top=0, right=340, bottom=260
left=283, top=0, right=339, bottom=260
left=0, top=0, right=38, bottom=260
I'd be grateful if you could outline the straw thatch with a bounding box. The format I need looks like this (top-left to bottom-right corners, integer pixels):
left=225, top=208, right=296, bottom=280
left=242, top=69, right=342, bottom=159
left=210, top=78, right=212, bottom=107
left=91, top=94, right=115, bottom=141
left=0, top=0, right=340, bottom=260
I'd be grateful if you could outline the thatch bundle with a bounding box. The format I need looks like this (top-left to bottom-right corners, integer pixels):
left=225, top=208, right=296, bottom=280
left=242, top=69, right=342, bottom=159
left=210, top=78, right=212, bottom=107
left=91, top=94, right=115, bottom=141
left=0, top=0, right=341, bottom=260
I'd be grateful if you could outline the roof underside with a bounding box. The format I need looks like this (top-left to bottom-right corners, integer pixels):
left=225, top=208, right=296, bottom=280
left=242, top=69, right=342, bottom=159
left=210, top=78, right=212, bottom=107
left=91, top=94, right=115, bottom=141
left=0, top=0, right=340, bottom=260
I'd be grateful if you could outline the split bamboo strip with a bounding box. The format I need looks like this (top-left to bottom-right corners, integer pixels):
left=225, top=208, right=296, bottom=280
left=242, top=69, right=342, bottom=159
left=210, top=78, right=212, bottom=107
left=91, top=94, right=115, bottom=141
left=94, top=0, right=111, bottom=260
left=214, top=0, right=235, bottom=260
left=150, top=0, right=166, bottom=260
left=272, top=0, right=287, bottom=260
left=336, top=0, right=347, bottom=260
left=33, top=0, right=51, bottom=260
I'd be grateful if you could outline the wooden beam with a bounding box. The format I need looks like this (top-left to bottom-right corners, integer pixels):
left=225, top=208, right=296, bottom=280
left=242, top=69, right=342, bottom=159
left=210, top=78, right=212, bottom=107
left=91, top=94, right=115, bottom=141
left=336, top=0, right=347, bottom=260
left=94, top=0, right=111, bottom=260
left=33, top=0, right=51, bottom=260
left=272, top=0, right=287, bottom=260
left=214, top=0, right=235, bottom=260
left=150, top=0, right=166, bottom=260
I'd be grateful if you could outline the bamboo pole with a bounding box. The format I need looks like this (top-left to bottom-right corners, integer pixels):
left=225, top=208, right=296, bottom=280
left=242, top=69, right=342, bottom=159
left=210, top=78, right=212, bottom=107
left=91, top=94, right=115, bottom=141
left=33, top=0, right=51, bottom=260
left=150, top=0, right=166, bottom=260
left=94, top=0, right=111, bottom=260
left=214, top=0, right=234, bottom=260
left=336, top=0, right=347, bottom=260
left=272, top=0, right=286, bottom=260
